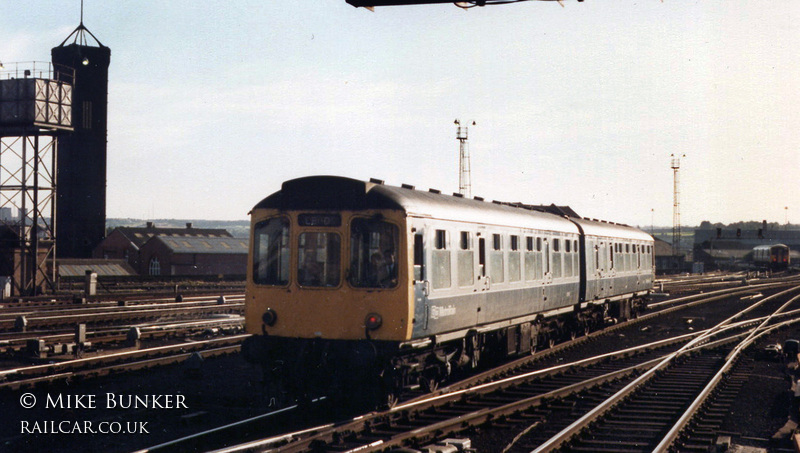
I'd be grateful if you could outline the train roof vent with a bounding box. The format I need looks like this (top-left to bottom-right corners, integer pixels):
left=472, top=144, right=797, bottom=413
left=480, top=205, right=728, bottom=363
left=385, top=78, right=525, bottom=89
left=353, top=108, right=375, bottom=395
left=401, top=184, right=415, bottom=190
left=492, top=200, right=503, bottom=204
left=453, top=192, right=464, bottom=198
left=369, top=178, right=384, bottom=185
left=474, top=196, right=484, bottom=201
left=428, top=188, right=441, bottom=194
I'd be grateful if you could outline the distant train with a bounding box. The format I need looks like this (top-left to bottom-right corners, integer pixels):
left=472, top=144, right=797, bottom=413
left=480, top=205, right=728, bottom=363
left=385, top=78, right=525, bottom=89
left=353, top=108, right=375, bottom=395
left=242, top=176, right=655, bottom=406
left=752, top=244, right=791, bottom=270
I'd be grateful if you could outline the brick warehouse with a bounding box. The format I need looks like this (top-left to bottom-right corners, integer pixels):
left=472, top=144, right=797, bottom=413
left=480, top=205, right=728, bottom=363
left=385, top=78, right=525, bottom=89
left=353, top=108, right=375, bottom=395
left=93, top=223, right=244, bottom=276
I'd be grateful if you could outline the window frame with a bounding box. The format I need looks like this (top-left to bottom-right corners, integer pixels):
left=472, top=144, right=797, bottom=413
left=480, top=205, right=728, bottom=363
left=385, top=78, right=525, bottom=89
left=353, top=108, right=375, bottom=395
left=348, top=217, right=400, bottom=289
left=252, top=216, right=291, bottom=286
left=297, top=231, right=342, bottom=288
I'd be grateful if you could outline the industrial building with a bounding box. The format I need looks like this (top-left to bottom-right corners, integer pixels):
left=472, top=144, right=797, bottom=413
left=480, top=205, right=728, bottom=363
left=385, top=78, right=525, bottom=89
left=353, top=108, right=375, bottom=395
left=93, top=223, right=237, bottom=275
left=139, top=235, right=247, bottom=277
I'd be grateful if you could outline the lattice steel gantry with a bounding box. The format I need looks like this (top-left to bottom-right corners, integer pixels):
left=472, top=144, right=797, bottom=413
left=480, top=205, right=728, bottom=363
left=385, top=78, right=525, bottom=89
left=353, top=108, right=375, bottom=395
left=0, top=63, right=74, bottom=295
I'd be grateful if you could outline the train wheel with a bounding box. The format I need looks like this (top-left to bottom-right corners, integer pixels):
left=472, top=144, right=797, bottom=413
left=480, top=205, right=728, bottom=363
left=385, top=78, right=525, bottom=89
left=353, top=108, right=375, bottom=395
left=384, top=391, right=399, bottom=409
left=467, top=334, right=481, bottom=369
left=378, top=361, right=403, bottom=409
left=470, top=350, right=480, bottom=368
left=421, top=375, right=439, bottom=393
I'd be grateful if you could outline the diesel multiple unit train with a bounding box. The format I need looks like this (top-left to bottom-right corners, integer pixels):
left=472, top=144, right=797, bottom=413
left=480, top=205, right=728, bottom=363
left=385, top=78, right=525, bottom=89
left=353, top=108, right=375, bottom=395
left=752, top=244, right=791, bottom=270
left=243, top=176, right=655, bottom=405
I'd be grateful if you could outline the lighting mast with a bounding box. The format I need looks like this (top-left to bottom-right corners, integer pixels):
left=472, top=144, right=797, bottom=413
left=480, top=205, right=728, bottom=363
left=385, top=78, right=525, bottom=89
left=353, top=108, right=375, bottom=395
left=455, top=119, right=474, bottom=198
left=671, top=154, right=685, bottom=256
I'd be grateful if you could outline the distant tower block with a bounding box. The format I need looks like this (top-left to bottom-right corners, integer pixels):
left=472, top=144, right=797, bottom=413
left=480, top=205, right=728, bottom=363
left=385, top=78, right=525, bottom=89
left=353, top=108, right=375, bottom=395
left=0, top=62, right=74, bottom=295
left=51, top=22, right=111, bottom=258
left=455, top=119, right=475, bottom=198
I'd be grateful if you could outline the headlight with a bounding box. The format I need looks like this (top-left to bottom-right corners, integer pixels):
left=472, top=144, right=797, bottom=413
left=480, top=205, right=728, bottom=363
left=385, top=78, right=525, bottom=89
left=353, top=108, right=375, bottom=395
left=262, top=308, right=277, bottom=326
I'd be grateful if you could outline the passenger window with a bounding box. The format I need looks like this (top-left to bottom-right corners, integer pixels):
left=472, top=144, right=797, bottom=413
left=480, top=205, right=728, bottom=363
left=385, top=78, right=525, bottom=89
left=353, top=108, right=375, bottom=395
left=526, top=237, right=534, bottom=252
left=509, top=235, right=520, bottom=282
left=536, top=237, right=542, bottom=252
left=458, top=232, right=473, bottom=287
left=552, top=238, right=562, bottom=278
left=489, top=234, right=504, bottom=282
left=432, top=229, right=451, bottom=289
left=435, top=229, right=447, bottom=250
left=565, top=239, right=571, bottom=253
left=460, top=231, right=470, bottom=250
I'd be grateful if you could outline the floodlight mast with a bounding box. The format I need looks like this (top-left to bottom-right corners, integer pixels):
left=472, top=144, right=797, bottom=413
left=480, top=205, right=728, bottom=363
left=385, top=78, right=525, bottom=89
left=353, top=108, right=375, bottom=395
left=455, top=119, right=474, bottom=198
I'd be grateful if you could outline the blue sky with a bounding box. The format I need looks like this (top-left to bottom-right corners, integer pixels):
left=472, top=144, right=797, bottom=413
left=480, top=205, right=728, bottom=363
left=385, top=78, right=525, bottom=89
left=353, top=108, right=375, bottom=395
left=2, top=1, right=799, bottom=227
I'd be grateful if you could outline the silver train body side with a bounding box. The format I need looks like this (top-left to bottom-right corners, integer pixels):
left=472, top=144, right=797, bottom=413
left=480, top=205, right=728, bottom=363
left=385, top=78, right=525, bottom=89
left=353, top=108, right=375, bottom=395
left=244, top=176, right=655, bottom=403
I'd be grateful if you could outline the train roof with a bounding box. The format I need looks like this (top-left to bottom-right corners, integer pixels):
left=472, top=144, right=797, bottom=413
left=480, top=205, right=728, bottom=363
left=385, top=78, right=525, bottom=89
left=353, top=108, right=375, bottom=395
left=570, top=217, right=654, bottom=242
left=253, top=176, right=650, bottom=239
left=753, top=243, right=790, bottom=251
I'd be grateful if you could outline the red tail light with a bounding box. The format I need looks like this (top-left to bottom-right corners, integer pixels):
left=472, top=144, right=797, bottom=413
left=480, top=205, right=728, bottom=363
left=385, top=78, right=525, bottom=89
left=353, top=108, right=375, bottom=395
left=365, top=313, right=382, bottom=330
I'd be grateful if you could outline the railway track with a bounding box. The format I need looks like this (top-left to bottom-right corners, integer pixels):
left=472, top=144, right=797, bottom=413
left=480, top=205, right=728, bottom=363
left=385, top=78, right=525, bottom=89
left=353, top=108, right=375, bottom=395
left=0, top=334, right=248, bottom=390
left=0, top=296, right=244, bottom=331
left=131, top=277, right=800, bottom=453
left=530, top=311, right=800, bottom=452
left=0, top=316, right=243, bottom=353
left=3, top=275, right=798, bottom=453
left=0, top=291, right=245, bottom=309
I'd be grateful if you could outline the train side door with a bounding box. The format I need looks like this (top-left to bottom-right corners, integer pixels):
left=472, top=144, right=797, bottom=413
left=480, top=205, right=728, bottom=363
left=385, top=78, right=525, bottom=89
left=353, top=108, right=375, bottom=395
left=412, top=230, right=430, bottom=332
left=542, top=238, right=552, bottom=303
left=478, top=237, right=490, bottom=291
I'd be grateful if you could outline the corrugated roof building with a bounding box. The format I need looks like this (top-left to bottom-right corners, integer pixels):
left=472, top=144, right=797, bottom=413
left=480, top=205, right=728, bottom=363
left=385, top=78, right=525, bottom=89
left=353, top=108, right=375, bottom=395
left=139, top=236, right=248, bottom=277
left=57, top=259, right=137, bottom=278
left=92, top=222, right=234, bottom=273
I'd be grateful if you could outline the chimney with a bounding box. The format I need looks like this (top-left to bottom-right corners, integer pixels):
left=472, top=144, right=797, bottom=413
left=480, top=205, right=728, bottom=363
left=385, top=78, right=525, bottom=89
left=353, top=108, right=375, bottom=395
left=146, top=222, right=154, bottom=229
left=186, top=222, right=193, bottom=229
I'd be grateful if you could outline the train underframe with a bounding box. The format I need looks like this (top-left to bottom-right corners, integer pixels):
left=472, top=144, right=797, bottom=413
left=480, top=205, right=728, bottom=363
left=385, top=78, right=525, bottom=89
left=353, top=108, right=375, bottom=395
left=242, top=296, right=647, bottom=409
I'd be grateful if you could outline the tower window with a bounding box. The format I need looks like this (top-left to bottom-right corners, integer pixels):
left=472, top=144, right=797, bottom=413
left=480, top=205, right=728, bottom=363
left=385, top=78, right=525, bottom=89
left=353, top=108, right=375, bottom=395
left=82, top=101, right=93, bottom=129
